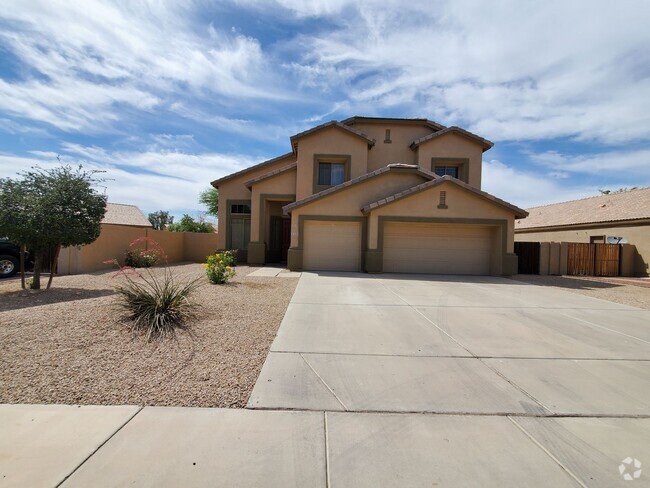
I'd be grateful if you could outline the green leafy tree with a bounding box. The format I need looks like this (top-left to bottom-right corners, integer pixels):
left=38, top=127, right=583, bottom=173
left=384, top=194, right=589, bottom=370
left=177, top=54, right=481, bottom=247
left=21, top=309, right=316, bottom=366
left=0, top=164, right=107, bottom=290
left=167, top=214, right=213, bottom=233
left=148, top=210, right=174, bottom=230
left=199, top=187, right=218, bottom=217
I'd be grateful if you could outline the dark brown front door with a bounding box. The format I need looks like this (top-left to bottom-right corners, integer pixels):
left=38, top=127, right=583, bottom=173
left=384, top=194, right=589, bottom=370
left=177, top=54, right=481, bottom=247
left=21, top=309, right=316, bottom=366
left=269, top=217, right=291, bottom=263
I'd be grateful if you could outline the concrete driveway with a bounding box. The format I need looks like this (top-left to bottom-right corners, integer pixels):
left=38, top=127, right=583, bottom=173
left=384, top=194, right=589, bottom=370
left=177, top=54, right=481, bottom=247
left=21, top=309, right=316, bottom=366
left=3, top=273, right=649, bottom=487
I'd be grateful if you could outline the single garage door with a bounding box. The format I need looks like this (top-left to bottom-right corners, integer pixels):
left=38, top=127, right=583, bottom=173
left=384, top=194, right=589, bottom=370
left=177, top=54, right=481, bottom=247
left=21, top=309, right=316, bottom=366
left=303, top=220, right=362, bottom=271
left=383, top=222, right=492, bottom=275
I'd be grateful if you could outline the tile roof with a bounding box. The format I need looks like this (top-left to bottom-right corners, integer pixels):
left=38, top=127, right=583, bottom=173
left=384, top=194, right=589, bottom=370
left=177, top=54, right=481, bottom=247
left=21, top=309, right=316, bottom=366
left=341, top=116, right=446, bottom=131
left=410, top=126, right=493, bottom=151
left=283, top=164, right=437, bottom=214
left=211, top=152, right=295, bottom=187
left=290, top=120, right=376, bottom=148
left=515, top=187, right=650, bottom=230
left=244, top=163, right=297, bottom=189
left=361, top=175, right=527, bottom=218
left=102, top=203, right=152, bottom=227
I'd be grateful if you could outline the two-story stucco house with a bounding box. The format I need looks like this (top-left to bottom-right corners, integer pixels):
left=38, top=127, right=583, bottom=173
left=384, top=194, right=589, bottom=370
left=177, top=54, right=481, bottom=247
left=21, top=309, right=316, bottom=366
left=211, top=116, right=527, bottom=275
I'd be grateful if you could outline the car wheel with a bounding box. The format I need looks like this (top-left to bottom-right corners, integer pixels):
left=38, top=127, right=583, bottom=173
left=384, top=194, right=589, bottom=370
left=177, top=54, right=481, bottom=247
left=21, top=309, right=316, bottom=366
left=0, top=255, right=18, bottom=278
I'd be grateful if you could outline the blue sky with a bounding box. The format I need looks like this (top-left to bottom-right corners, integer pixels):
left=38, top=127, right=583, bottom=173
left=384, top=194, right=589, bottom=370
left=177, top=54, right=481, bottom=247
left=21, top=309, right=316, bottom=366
left=1, top=0, right=649, bottom=220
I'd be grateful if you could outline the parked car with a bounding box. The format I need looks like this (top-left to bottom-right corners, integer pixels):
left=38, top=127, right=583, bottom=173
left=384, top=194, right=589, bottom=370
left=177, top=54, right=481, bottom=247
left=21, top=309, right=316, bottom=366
left=0, top=239, right=32, bottom=278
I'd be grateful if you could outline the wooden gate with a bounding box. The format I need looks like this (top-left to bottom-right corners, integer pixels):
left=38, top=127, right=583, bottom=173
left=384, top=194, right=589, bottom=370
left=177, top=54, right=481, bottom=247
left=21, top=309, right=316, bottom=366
left=594, top=243, right=620, bottom=276
left=567, top=243, right=619, bottom=276
left=514, top=242, right=540, bottom=274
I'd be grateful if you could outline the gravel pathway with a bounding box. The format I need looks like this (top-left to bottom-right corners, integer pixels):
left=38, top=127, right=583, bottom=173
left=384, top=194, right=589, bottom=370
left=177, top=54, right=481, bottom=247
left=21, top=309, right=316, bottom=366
left=511, top=274, right=650, bottom=310
left=0, top=263, right=298, bottom=408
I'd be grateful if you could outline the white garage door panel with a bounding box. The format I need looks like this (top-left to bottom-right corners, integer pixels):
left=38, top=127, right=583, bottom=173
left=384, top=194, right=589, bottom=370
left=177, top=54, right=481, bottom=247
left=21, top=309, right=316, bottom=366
left=303, top=221, right=362, bottom=271
left=383, top=222, right=492, bottom=275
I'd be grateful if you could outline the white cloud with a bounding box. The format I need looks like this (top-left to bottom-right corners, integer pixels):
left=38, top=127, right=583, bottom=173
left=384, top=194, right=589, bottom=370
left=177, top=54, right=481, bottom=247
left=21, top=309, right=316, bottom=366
left=0, top=144, right=263, bottom=216
left=528, top=148, right=650, bottom=179
left=0, top=0, right=290, bottom=132
left=482, top=159, right=599, bottom=209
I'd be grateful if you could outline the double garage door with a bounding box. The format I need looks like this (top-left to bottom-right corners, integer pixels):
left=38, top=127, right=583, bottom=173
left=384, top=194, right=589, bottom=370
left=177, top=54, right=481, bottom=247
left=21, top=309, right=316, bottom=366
left=301, top=220, right=493, bottom=275
left=383, top=222, right=493, bottom=275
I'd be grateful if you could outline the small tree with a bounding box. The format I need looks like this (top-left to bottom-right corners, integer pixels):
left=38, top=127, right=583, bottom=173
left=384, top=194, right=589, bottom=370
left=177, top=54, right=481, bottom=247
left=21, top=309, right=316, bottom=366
left=167, top=214, right=213, bottom=233
left=199, top=187, right=218, bottom=218
left=148, top=210, right=173, bottom=230
left=0, top=164, right=107, bottom=290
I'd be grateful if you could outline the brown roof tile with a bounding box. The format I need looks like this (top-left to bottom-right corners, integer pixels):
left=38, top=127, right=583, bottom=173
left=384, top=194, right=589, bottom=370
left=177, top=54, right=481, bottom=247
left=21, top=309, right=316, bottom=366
left=515, top=187, right=650, bottom=230
left=102, top=203, right=152, bottom=227
left=211, top=152, right=295, bottom=187
left=341, top=116, right=446, bottom=131
left=244, top=163, right=297, bottom=189
left=410, top=126, right=493, bottom=151
left=361, top=176, right=528, bottom=218
left=283, top=164, right=436, bottom=214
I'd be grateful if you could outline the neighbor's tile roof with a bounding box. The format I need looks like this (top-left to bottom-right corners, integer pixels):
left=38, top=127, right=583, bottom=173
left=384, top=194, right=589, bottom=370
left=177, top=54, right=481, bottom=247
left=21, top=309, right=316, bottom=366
left=515, top=187, right=650, bottom=230
left=102, top=203, right=152, bottom=227
left=410, top=126, right=493, bottom=151
left=361, top=175, right=528, bottom=218
left=283, top=164, right=437, bottom=214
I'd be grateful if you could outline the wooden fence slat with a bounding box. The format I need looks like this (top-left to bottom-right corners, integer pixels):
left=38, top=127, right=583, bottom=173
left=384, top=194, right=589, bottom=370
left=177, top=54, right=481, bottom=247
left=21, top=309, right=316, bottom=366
left=567, top=243, right=620, bottom=276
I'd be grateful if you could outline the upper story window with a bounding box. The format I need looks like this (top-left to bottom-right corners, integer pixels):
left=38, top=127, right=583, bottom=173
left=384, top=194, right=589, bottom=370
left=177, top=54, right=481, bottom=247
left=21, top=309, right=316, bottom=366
left=313, top=154, right=351, bottom=193
left=230, top=203, right=251, bottom=214
left=434, top=166, right=459, bottom=178
left=318, top=162, right=346, bottom=186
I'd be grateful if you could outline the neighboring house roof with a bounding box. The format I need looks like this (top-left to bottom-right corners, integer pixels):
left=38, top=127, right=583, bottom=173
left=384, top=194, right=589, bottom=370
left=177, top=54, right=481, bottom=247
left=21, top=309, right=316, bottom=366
left=102, top=203, right=152, bottom=227
left=515, top=187, right=650, bottom=230
left=211, top=152, right=295, bottom=187
left=341, top=116, right=446, bottom=132
left=283, top=164, right=437, bottom=214
left=289, top=120, right=376, bottom=149
left=410, top=126, right=494, bottom=151
left=361, top=175, right=528, bottom=218
left=244, top=162, right=297, bottom=189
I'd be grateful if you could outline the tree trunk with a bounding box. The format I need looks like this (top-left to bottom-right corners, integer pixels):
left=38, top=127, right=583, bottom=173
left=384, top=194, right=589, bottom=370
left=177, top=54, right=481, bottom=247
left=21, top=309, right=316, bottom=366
left=20, top=244, right=26, bottom=290
left=46, top=245, right=61, bottom=290
left=31, top=252, right=43, bottom=290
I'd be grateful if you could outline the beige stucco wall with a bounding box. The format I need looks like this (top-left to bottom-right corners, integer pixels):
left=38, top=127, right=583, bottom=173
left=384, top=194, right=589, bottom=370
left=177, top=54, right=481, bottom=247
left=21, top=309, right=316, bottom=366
left=351, top=123, right=432, bottom=171
left=415, top=133, right=484, bottom=189
left=58, top=224, right=219, bottom=274
left=367, top=182, right=515, bottom=249
left=250, top=169, right=296, bottom=241
left=289, top=171, right=428, bottom=247
left=515, top=224, right=650, bottom=276
left=215, top=154, right=295, bottom=249
left=294, top=126, right=369, bottom=200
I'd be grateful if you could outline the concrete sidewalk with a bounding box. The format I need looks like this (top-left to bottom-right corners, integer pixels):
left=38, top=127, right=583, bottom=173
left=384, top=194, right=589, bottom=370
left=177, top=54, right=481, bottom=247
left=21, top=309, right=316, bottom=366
left=2, top=404, right=649, bottom=487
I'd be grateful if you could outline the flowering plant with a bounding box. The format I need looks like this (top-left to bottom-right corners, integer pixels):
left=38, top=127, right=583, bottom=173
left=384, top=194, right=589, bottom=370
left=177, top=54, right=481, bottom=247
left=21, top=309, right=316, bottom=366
left=123, top=237, right=166, bottom=268
left=204, top=252, right=236, bottom=284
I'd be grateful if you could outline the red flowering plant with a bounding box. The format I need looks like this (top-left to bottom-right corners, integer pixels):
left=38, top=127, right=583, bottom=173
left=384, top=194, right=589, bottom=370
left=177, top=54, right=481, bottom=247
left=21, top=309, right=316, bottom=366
left=123, top=237, right=167, bottom=268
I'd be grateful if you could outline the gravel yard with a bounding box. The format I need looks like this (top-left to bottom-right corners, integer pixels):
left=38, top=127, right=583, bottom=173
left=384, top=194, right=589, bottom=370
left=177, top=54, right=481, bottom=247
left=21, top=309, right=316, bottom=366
left=0, top=264, right=298, bottom=408
left=511, top=274, right=650, bottom=310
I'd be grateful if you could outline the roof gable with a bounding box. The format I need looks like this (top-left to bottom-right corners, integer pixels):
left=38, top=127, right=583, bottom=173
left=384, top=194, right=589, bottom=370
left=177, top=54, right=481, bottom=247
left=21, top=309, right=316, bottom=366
left=362, top=176, right=528, bottom=218
left=342, top=116, right=446, bottom=132
left=410, top=126, right=493, bottom=152
left=284, top=164, right=436, bottom=214
left=290, top=120, right=375, bottom=149
left=516, top=187, right=650, bottom=230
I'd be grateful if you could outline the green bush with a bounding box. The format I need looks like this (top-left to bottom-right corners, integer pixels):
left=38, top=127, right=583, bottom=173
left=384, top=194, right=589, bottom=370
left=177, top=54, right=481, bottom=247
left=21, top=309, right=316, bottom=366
left=112, top=267, right=201, bottom=341
left=123, top=237, right=166, bottom=268
left=205, top=252, right=236, bottom=284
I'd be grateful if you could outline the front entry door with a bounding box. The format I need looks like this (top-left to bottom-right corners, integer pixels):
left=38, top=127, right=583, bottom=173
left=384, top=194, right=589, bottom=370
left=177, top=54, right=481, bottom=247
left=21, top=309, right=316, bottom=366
left=269, top=217, right=291, bottom=263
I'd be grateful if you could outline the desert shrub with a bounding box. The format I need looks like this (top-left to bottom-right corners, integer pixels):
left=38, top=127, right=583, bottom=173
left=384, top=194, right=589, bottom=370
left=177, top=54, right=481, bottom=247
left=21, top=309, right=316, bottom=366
left=205, top=252, right=236, bottom=284
left=221, top=249, right=238, bottom=266
left=123, top=237, right=166, bottom=268
left=111, top=266, right=201, bottom=341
